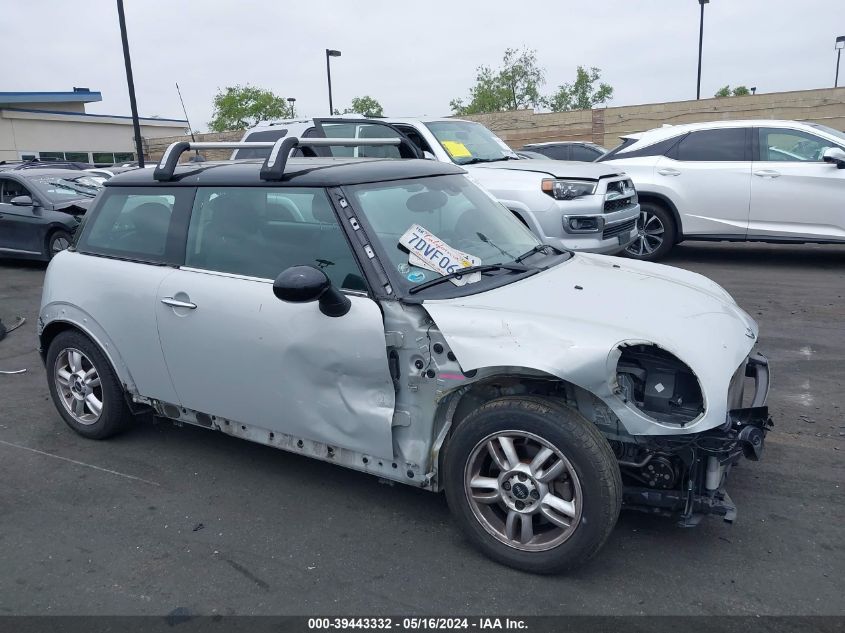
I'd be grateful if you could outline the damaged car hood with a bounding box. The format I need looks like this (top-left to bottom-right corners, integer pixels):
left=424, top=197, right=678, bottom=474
left=423, top=253, right=758, bottom=435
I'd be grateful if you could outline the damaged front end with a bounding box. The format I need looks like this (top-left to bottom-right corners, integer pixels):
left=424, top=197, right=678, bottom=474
left=614, top=352, right=772, bottom=525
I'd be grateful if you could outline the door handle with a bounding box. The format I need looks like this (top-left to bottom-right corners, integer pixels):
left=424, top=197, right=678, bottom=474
left=161, top=297, right=197, bottom=309
left=657, top=168, right=681, bottom=176
left=753, top=170, right=780, bottom=178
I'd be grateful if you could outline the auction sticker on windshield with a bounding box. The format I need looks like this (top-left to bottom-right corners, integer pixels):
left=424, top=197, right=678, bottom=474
left=440, top=140, right=472, bottom=158
left=399, top=224, right=481, bottom=286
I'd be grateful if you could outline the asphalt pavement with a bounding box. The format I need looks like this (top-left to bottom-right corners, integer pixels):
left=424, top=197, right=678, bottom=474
left=0, top=242, right=843, bottom=616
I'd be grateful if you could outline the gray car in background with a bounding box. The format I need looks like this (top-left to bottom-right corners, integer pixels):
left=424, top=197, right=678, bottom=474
left=0, top=169, right=101, bottom=261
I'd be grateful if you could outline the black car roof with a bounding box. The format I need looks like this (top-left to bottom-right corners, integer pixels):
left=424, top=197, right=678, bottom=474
left=106, top=158, right=465, bottom=188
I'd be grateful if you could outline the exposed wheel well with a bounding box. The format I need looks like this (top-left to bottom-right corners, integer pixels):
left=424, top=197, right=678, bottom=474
left=636, top=193, right=683, bottom=243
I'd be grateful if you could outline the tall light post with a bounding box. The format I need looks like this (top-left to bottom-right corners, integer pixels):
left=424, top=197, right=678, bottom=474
left=696, top=0, right=709, bottom=99
left=326, top=49, right=341, bottom=114
left=116, top=0, right=144, bottom=167
left=836, top=36, right=845, bottom=88
left=287, top=97, right=297, bottom=118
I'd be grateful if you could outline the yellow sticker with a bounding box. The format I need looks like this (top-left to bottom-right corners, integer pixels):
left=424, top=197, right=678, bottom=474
left=441, top=140, right=472, bottom=158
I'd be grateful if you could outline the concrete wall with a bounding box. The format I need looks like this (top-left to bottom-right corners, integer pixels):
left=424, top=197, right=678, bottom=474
left=146, top=130, right=245, bottom=162
left=458, top=87, right=845, bottom=149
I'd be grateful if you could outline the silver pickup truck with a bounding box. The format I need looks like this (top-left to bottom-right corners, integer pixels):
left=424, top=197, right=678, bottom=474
left=237, top=116, right=640, bottom=255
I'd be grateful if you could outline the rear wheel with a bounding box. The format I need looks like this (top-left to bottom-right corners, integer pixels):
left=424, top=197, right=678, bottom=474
left=47, top=230, right=72, bottom=259
left=46, top=330, right=133, bottom=439
left=624, top=201, right=676, bottom=261
left=444, top=396, right=621, bottom=573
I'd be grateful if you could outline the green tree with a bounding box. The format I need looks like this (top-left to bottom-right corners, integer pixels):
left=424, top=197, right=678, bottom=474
left=714, top=85, right=750, bottom=97
left=450, top=48, right=546, bottom=115
left=547, top=66, right=613, bottom=112
left=208, top=85, right=292, bottom=132
left=340, top=95, right=385, bottom=117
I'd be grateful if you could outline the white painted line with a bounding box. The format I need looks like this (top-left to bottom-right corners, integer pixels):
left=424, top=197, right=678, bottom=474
left=0, top=439, right=160, bottom=487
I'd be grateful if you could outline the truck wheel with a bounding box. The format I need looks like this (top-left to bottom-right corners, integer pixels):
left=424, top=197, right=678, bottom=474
left=46, top=330, right=132, bottom=439
left=624, top=201, right=676, bottom=261
left=47, top=230, right=72, bottom=259
left=443, top=396, right=621, bottom=573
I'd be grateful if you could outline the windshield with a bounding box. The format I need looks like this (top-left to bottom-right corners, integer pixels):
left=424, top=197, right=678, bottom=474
left=807, top=123, right=845, bottom=144
left=345, top=175, right=543, bottom=294
left=425, top=121, right=520, bottom=165
left=29, top=174, right=102, bottom=200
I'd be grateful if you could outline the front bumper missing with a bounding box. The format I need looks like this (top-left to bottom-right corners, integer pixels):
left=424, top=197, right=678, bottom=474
left=622, top=404, right=773, bottom=526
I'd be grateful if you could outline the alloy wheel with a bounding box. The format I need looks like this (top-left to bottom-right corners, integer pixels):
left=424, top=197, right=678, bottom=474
left=51, top=235, right=71, bottom=256
left=625, top=210, right=665, bottom=257
left=54, top=348, right=103, bottom=425
left=464, top=430, right=583, bottom=552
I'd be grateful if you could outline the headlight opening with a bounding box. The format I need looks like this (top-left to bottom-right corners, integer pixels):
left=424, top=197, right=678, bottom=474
left=615, top=344, right=704, bottom=425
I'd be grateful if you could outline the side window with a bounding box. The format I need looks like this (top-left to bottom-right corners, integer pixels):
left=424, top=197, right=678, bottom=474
left=232, top=128, right=288, bottom=160
left=540, top=146, right=570, bottom=160
left=571, top=145, right=601, bottom=161
left=77, top=189, right=187, bottom=263
left=394, top=125, right=435, bottom=155
left=0, top=178, right=31, bottom=203
left=675, top=128, right=747, bottom=162
left=185, top=187, right=365, bottom=291
left=758, top=128, right=837, bottom=162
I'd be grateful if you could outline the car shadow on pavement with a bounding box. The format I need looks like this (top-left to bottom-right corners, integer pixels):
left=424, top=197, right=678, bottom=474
left=662, top=242, right=845, bottom=268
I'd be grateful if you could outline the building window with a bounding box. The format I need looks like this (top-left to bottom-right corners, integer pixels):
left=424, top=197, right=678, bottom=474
left=92, top=152, right=116, bottom=164
left=65, top=152, right=90, bottom=162
left=114, top=152, right=135, bottom=163
left=39, top=151, right=66, bottom=161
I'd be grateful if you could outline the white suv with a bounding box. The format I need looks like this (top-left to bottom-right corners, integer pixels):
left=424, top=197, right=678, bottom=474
left=600, top=119, right=845, bottom=260
left=238, top=117, right=641, bottom=255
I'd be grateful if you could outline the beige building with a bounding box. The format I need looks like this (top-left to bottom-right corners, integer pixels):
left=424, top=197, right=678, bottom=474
left=0, top=88, right=189, bottom=164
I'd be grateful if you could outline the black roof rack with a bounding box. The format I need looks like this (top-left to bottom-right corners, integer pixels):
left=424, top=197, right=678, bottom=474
left=153, top=136, right=416, bottom=182
left=0, top=159, right=91, bottom=171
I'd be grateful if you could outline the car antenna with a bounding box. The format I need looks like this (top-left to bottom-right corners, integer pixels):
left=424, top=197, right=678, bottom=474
left=176, top=82, right=203, bottom=162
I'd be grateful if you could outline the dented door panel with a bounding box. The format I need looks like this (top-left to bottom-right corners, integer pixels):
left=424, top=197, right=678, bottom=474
left=156, top=268, right=396, bottom=458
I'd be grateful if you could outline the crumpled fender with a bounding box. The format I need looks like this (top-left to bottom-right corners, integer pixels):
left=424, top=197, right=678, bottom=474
left=423, top=253, right=758, bottom=436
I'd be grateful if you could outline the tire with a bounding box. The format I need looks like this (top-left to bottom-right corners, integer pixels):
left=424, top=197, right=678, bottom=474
left=46, top=330, right=133, bottom=439
left=624, top=201, right=676, bottom=261
left=47, top=230, right=72, bottom=260
left=443, top=396, right=622, bottom=574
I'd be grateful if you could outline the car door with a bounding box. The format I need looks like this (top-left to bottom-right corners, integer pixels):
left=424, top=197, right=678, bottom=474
left=155, top=185, right=396, bottom=458
left=653, top=127, right=752, bottom=237
left=749, top=127, right=845, bottom=241
left=0, top=176, right=44, bottom=255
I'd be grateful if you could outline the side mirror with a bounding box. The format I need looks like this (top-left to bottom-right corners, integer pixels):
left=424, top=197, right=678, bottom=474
left=273, top=265, right=351, bottom=317
left=822, top=147, right=845, bottom=169
left=423, top=151, right=437, bottom=161
left=10, top=195, right=35, bottom=207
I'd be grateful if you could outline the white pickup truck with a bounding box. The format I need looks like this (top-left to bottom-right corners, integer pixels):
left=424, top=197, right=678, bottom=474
left=236, top=116, right=640, bottom=254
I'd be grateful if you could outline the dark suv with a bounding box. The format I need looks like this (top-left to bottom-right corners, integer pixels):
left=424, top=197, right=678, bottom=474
left=520, top=142, right=607, bottom=162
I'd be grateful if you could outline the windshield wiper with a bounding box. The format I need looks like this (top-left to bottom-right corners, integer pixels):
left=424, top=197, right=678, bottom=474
left=408, top=263, right=535, bottom=295
left=514, top=244, right=557, bottom=263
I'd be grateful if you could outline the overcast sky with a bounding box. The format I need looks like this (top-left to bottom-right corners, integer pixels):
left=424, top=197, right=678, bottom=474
left=2, top=0, right=843, bottom=130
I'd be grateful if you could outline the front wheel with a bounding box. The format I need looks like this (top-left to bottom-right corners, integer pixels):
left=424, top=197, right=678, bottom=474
left=624, top=202, right=676, bottom=261
left=443, top=397, right=621, bottom=574
left=47, top=230, right=72, bottom=259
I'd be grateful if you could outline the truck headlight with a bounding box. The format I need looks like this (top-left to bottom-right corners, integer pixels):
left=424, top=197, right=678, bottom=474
left=541, top=179, right=596, bottom=200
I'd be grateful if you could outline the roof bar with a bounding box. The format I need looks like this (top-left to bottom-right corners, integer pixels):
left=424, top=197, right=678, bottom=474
left=153, top=137, right=409, bottom=182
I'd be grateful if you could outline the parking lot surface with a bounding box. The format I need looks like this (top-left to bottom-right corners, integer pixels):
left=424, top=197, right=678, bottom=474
left=1, top=242, right=843, bottom=616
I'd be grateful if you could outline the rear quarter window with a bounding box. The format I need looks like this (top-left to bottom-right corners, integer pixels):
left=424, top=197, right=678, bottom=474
left=76, top=187, right=193, bottom=264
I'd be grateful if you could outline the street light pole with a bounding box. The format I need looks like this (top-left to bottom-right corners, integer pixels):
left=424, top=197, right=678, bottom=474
left=696, top=0, right=709, bottom=100
left=326, top=49, right=341, bottom=115
left=836, top=36, right=845, bottom=88
left=116, top=0, right=144, bottom=167
left=287, top=97, right=297, bottom=118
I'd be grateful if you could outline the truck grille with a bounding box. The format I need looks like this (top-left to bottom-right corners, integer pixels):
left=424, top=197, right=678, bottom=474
left=604, top=196, right=636, bottom=213
left=602, top=218, right=637, bottom=240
